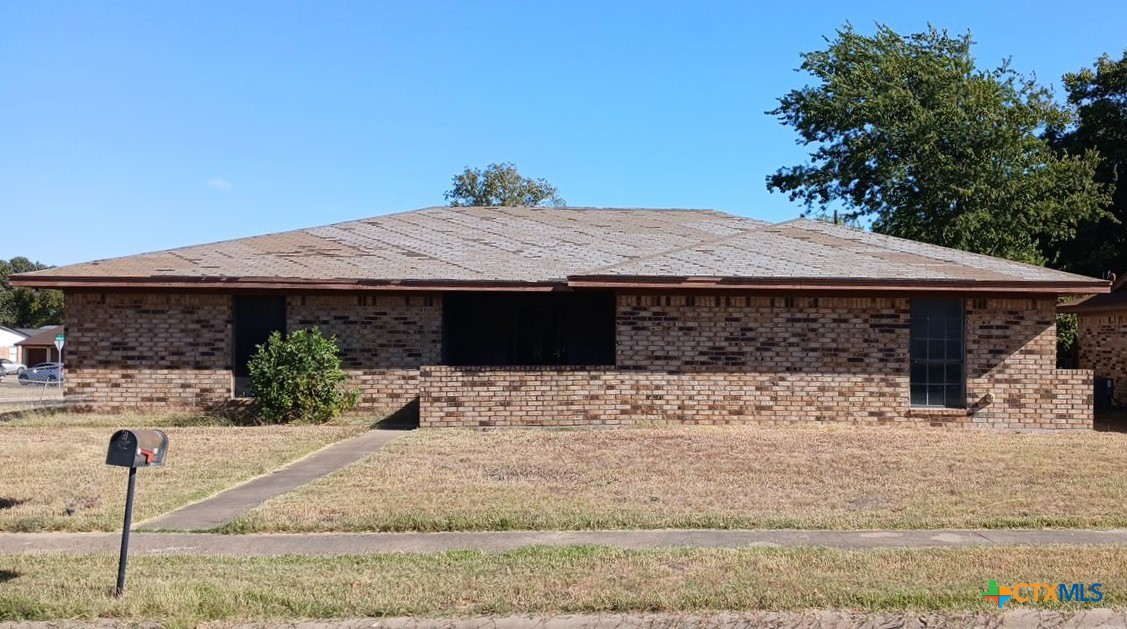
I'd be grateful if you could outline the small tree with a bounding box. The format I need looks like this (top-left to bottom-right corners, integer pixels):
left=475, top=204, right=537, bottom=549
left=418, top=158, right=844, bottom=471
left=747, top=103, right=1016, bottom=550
left=444, top=162, right=564, bottom=207
left=248, top=328, right=357, bottom=424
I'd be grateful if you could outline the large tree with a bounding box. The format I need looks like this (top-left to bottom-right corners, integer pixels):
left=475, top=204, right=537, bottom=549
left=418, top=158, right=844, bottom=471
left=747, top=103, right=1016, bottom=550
left=445, top=162, right=564, bottom=207
left=0, top=257, right=64, bottom=328
left=1046, top=51, right=1127, bottom=277
left=767, top=24, right=1111, bottom=265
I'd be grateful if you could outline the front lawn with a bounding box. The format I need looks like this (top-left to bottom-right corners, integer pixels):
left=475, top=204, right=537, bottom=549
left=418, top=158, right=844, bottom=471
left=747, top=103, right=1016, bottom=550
left=0, top=412, right=364, bottom=531
left=227, top=425, right=1127, bottom=532
left=1, top=546, right=1123, bottom=625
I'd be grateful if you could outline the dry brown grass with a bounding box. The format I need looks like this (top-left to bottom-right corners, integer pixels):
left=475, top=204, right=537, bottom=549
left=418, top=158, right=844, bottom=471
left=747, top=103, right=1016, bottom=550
left=0, top=413, right=364, bottom=531
left=228, top=425, right=1127, bottom=532
left=1, top=546, right=1123, bottom=625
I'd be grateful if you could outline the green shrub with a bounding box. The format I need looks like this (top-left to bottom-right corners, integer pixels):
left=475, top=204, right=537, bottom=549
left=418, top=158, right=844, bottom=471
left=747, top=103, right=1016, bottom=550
left=247, top=328, right=358, bottom=424
left=1056, top=312, right=1079, bottom=369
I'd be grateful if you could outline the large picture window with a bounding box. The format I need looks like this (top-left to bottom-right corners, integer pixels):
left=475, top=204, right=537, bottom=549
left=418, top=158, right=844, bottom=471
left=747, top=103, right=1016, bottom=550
left=909, top=299, right=964, bottom=408
left=442, top=292, right=615, bottom=366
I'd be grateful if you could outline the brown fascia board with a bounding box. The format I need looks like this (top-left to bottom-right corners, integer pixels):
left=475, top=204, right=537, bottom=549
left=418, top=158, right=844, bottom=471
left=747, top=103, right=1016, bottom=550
left=1059, top=304, right=1127, bottom=315
left=1060, top=273, right=1127, bottom=313
left=11, top=273, right=1111, bottom=295
left=1058, top=299, right=1127, bottom=314
left=566, top=275, right=1111, bottom=294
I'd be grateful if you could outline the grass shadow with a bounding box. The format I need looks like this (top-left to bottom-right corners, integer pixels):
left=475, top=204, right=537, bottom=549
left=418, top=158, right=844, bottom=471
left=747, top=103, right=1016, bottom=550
left=1095, top=408, right=1127, bottom=433
left=200, top=399, right=264, bottom=426
left=0, top=570, right=17, bottom=583
left=0, top=407, right=246, bottom=428
left=0, top=406, right=59, bottom=425
left=371, top=399, right=419, bottom=431
left=0, top=497, right=26, bottom=510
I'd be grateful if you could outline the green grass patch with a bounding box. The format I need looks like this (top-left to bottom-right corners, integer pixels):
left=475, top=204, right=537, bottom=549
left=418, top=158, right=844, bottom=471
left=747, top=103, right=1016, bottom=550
left=0, top=546, right=1123, bottom=626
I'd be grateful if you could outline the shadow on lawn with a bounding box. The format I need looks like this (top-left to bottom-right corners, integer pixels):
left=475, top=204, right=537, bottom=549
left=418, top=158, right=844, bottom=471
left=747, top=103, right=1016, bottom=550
left=372, top=399, right=419, bottom=431
left=0, top=570, right=18, bottom=583
left=1095, top=409, right=1127, bottom=433
left=0, top=498, right=26, bottom=510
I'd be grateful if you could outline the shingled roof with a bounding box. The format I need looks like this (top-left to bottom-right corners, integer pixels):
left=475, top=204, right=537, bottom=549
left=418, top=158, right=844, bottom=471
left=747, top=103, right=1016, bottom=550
left=11, top=206, right=1108, bottom=294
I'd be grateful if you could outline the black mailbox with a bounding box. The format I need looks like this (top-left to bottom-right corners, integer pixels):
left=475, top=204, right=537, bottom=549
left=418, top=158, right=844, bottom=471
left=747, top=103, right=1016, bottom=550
left=106, top=430, right=168, bottom=468
left=105, top=429, right=170, bottom=596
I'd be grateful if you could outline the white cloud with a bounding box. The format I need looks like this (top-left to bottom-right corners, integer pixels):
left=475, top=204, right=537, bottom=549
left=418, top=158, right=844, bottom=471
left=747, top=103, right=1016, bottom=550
left=204, top=177, right=233, bottom=191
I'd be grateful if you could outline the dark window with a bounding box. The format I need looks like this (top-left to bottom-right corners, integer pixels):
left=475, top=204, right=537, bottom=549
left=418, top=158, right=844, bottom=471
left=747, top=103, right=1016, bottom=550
left=443, top=292, right=615, bottom=366
left=910, top=299, right=964, bottom=408
left=233, top=296, right=286, bottom=380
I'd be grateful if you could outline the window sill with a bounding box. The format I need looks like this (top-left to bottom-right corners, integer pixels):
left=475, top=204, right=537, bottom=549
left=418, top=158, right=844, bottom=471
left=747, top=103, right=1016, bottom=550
left=906, top=406, right=967, bottom=417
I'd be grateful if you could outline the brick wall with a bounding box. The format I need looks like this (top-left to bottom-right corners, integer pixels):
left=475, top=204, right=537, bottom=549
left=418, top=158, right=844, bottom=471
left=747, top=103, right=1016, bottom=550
left=65, top=291, right=442, bottom=413
left=616, top=295, right=908, bottom=373
left=965, top=298, right=1091, bottom=428
left=65, top=290, right=1092, bottom=427
left=286, top=294, right=441, bottom=412
left=1078, top=312, right=1127, bottom=405
left=420, top=294, right=1092, bottom=429
left=65, top=292, right=232, bottom=410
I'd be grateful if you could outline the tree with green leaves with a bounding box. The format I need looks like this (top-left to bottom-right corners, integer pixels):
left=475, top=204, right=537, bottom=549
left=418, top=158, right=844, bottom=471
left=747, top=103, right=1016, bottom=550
left=767, top=24, right=1111, bottom=265
left=445, top=162, right=564, bottom=207
left=0, top=257, right=64, bottom=328
left=1046, top=51, right=1127, bottom=277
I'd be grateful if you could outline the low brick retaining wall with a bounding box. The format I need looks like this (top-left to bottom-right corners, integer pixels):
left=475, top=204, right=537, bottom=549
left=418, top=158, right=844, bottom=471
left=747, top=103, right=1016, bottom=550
left=418, top=365, right=1093, bottom=429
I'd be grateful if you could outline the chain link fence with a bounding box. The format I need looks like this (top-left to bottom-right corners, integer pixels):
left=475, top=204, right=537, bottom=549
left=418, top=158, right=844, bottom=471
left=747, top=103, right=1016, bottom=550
left=0, top=370, right=65, bottom=412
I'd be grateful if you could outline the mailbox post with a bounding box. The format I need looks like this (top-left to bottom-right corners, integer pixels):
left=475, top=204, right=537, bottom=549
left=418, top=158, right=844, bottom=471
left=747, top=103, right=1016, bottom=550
left=105, top=429, right=168, bottom=597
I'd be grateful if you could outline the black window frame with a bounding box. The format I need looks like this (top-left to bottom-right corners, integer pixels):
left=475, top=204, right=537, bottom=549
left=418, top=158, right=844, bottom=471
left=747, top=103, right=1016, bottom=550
left=909, top=298, right=965, bottom=409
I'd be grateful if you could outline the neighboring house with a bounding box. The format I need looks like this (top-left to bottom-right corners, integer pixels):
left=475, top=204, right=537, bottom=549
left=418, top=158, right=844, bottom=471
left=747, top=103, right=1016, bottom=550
left=1061, top=275, right=1127, bottom=407
left=14, top=325, right=63, bottom=366
left=10, top=206, right=1109, bottom=429
left=0, top=326, right=30, bottom=362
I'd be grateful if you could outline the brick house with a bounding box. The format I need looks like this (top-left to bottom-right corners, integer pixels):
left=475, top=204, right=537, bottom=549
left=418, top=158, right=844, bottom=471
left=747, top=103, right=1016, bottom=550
left=13, top=325, right=63, bottom=366
left=0, top=326, right=29, bottom=362
left=1062, top=275, right=1127, bottom=408
left=11, top=206, right=1109, bottom=429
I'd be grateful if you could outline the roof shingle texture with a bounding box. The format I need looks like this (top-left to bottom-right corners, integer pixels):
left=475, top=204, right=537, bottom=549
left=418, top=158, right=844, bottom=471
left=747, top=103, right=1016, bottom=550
left=18, top=206, right=1101, bottom=286
left=14, top=326, right=63, bottom=347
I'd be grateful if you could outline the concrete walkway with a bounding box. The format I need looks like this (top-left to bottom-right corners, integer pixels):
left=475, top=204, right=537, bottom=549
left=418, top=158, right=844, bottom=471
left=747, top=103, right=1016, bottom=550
left=4, top=528, right=1127, bottom=556
left=136, top=429, right=404, bottom=531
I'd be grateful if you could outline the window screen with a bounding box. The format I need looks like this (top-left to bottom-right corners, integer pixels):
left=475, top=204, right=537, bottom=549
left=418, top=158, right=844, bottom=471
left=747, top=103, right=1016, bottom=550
left=233, top=296, right=286, bottom=378
left=909, top=299, right=964, bottom=408
left=442, top=292, right=615, bottom=366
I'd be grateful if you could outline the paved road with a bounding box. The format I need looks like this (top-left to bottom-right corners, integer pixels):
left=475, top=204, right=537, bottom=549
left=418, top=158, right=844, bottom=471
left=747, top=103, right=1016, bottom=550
left=4, top=528, right=1127, bottom=556
left=135, top=429, right=405, bottom=531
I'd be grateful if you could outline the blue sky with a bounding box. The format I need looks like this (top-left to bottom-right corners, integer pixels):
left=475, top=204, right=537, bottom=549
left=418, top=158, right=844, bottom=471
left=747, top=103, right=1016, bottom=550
left=2, top=1, right=1125, bottom=265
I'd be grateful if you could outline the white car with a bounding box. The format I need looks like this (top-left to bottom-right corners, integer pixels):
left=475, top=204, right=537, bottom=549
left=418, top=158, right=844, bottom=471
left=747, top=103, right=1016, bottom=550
left=0, top=359, right=27, bottom=376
